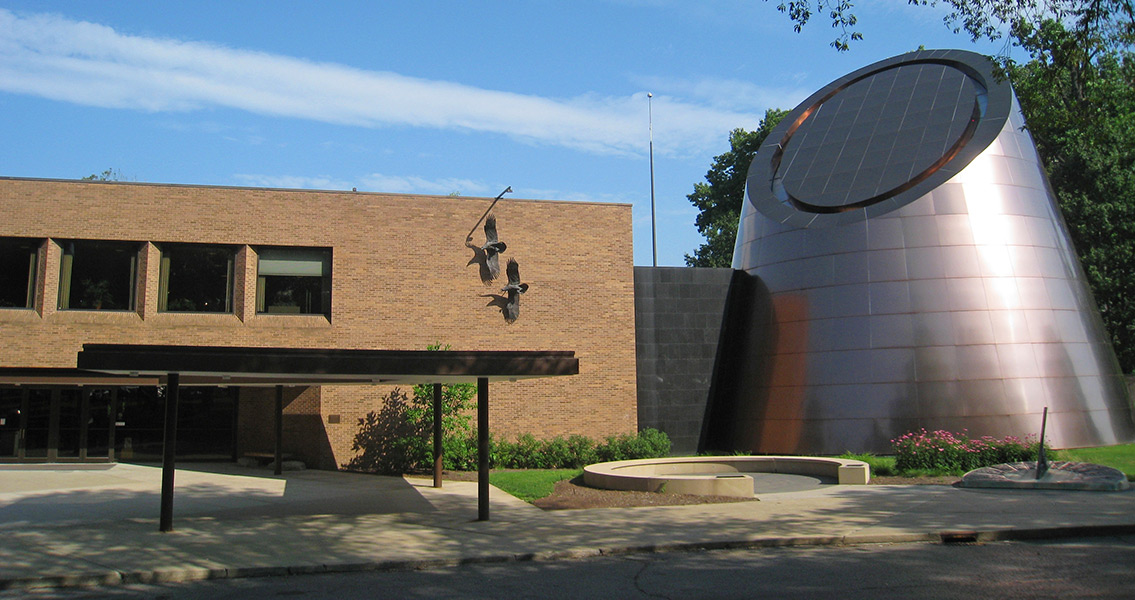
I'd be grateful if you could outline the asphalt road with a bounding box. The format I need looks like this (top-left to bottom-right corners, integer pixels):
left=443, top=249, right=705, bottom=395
left=8, top=535, right=1135, bottom=599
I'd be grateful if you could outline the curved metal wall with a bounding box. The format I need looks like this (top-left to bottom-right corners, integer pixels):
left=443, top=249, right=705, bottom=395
left=723, top=50, right=1135, bottom=454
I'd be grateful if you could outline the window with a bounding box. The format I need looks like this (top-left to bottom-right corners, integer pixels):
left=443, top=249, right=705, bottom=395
left=0, top=237, right=39, bottom=309
left=158, top=243, right=235, bottom=313
left=58, top=240, right=139, bottom=311
left=256, top=247, right=331, bottom=317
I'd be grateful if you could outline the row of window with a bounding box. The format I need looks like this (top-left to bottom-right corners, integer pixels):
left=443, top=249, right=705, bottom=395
left=0, top=238, right=331, bottom=318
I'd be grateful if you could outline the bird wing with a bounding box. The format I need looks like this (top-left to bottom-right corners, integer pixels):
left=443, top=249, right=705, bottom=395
left=486, top=253, right=500, bottom=281
left=504, top=289, right=520, bottom=323
left=484, top=214, right=499, bottom=244
left=506, top=258, right=520, bottom=285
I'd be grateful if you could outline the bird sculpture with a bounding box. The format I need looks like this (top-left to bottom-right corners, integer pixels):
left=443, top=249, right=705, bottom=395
left=481, top=214, right=507, bottom=281
left=501, top=258, right=529, bottom=323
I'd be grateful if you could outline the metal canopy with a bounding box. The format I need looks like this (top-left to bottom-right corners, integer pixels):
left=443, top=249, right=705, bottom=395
left=75, top=344, right=579, bottom=385
left=65, top=343, right=579, bottom=531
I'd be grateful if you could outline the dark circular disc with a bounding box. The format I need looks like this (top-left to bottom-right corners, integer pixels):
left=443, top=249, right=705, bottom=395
left=747, top=50, right=1011, bottom=228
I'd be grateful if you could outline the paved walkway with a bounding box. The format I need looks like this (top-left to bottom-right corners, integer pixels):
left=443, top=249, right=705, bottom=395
left=1, top=463, right=1133, bottom=590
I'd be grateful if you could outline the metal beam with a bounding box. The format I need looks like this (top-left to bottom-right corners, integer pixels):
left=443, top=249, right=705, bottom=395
left=477, top=377, right=489, bottom=521
left=433, top=383, right=443, bottom=488
left=274, top=385, right=284, bottom=476
left=160, top=373, right=180, bottom=533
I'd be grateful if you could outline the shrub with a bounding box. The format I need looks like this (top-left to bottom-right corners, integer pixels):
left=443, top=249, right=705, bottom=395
left=490, top=429, right=669, bottom=470
left=891, top=429, right=1047, bottom=474
left=595, top=428, right=672, bottom=462
left=343, top=342, right=672, bottom=473
left=343, top=343, right=477, bottom=475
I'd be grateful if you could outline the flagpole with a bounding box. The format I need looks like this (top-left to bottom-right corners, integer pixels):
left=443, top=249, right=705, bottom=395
left=648, top=93, right=657, bottom=267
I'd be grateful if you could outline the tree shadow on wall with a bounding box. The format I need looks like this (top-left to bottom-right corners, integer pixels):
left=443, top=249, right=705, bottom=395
left=343, top=388, right=424, bottom=475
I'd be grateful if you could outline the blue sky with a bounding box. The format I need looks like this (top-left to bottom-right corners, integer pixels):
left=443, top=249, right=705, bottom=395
left=0, top=1, right=1014, bottom=266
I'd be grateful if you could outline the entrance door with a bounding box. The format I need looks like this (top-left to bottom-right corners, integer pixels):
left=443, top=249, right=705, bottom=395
left=22, top=389, right=50, bottom=459
left=0, top=389, right=22, bottom=458
left=0, top=387, right=115, bottom=462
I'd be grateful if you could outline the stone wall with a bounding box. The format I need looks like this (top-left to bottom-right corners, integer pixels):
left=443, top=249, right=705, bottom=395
left=634, top=267, right=733, bottom=455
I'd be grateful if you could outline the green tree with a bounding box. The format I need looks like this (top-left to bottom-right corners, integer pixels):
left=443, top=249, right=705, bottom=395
left=767, top=1, right=1134, bottom=51
left=81, top=168, right=128, bottom=181
left=1004, top=20, right=1135, bottom=373
left=685, top=109, right=787, bottom=267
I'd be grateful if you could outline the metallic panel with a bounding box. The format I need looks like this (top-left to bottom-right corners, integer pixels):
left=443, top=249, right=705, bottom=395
left=713, top=49, right=1135, bottom=454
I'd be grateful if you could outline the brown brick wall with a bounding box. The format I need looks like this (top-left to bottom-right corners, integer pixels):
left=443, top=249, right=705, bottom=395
left=0, top=177, right=637, bottom=468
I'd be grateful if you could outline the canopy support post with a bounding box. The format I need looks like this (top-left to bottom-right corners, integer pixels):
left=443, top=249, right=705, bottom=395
left=433, top=383, right=443, bottom=488
left=274, top=385, right=284, bottom=476
left=160, top=373, right=180, bottom=533
left=477, top=377, right=489, bottom=521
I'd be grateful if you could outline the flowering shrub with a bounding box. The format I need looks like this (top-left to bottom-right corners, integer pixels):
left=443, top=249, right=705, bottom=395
left=891, top=429, right=1047, bottom=474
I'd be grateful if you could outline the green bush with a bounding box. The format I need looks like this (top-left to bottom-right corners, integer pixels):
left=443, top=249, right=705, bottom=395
left=344, top=345, right=671, bottom=474
left=595, top=428, right=672, bottom=462
left=343, top=343, right=477, bottom=475
left=892, top=429, right=1047, bottom=474
left=490, top=429, right=667, bottom=470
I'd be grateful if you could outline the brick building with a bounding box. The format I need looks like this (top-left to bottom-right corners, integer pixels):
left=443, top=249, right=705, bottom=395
left=0, top=177, right=637, bottom=469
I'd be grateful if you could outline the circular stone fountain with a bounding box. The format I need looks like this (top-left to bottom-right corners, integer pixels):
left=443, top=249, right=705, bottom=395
left=583, top=456, right=870, bottom=498
left=960, top=461, right=1130, bottom=491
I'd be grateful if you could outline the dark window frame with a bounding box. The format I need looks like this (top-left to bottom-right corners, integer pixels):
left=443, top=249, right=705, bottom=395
left=255, top=247, right=332, bottom=319
left=57, top=239, right=141, bottom=312
left=157, top=243, right=237, bottom=314
left=0, top=237, right=41, bottom=310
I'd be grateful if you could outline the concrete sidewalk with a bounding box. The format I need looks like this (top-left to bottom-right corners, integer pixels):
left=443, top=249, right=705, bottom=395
left=1, top=463, right=1134, bottom=590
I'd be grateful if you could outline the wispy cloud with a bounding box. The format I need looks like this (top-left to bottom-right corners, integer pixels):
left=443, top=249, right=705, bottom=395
left=0, top=9, right=769, bottom=157
left=229, top=172, right=487, bottom=196
left=231, top=174, right=354, bottom=190
left=634, top=75, right=810, bottom=114
left=359, top=174, right=489, bottom=196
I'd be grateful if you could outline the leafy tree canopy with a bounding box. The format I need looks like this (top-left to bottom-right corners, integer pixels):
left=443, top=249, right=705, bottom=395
left=81, top=168, right=129, bottom=181
left=685, top=109, right=787, bottom=267
left=1005, top=20, right=1135, bottom=372
left=767, top=0, right=1134, bottom=52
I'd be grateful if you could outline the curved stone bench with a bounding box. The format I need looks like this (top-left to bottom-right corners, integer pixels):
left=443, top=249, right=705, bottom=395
left=583, top=456, right=871, bottom=498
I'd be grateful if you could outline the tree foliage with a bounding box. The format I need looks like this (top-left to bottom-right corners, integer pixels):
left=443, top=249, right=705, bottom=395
left=81, top=168, right=128, bottom=181
left=685, top=109, right=787, bottom=267
left=1003, top=20, right=1135, bottom=373
left=766, top=0, right=1135, bottom=52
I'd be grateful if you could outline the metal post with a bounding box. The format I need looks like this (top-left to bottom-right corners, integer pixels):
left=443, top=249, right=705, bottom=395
left=79, top=387, right=91, bottom=461
left=477, top=377, right=489, bottom=521
left=160, top=374, right=180, bottom=533
left=649, top=92, right=658, bottom=265
left=648, top=92, right=657, bottom=267
left=274, top=385, right=284, bottom=476
left=1036, top=406, right=1049, bottom=480
left=108, top=388, right=119, bottom=461
left=433, top=383, right=443, bottom=488
left=17, top=388, right=29, bottom=460
left=47, top=388, right=60, bottom=461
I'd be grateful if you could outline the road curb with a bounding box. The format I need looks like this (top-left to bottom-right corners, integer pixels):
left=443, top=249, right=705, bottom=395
left=2, top=524, right=1134, bottom=591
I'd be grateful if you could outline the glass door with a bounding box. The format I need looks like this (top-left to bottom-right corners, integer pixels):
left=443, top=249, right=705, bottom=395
left=22, top=389, right=51, bottom=459
left=0, top=389, right=22, bottom=458
left=87, top=388, right=115, bottom=460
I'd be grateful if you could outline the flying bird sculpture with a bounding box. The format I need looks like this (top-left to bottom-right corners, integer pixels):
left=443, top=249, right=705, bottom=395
left=481, top=214, right=507, bottom=281
left=466, top=213, right=508, bottom=284
left=501, top=258, right=529, bottom=324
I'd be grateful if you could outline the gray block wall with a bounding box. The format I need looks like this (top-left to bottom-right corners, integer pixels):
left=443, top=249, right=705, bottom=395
left=635, top=267, right=734, bottom=455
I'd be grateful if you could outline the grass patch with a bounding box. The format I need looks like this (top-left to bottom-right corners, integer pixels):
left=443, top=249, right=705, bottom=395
left=838, top=452, right=897, bottom=476
left=844, top=443, right=1135, bottom=480
left=489, top=469, right=582, bottom=502
left=1055, top=444, right=1135, bottom=481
